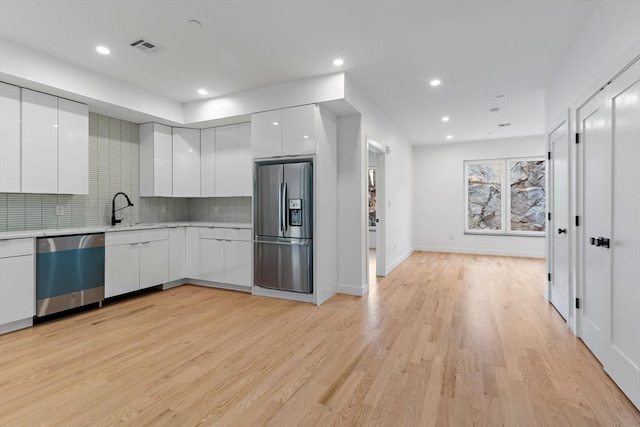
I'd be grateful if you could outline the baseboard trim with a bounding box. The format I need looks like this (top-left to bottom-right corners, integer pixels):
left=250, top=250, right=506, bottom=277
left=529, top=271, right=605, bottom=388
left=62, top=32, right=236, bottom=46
left=0, top=317, right=33, bottom=335
left=413, top=246, right=545, bottom=259
left=386, top=248, right=415, bottom=274
left=338, top=283, right=369, bottom=296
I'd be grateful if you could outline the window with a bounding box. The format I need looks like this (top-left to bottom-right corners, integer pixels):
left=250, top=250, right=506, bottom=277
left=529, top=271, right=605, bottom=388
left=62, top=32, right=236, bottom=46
left=464, top=157, right=545, bottom=236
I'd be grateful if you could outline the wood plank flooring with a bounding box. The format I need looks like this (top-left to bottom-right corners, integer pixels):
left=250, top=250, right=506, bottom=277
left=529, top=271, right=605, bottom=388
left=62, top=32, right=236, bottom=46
left=1, top=252, right=639, bottom=426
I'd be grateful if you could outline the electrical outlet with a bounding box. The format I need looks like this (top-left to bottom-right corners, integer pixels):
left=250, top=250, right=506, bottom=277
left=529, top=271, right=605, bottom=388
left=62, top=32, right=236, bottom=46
left=56, top=205, right=64, bottom=216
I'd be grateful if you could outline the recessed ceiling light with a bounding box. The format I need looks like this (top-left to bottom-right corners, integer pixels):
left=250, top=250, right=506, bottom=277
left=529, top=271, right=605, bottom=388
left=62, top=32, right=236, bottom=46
left=446, top=135, right=453, bottom=140
left=303, top=135, right=309, bottom=139
left=96, top=46, right=110, bottom=55
left=441, top=116, right=450, bottom=122
left=272, top=122, right=279, bottom=126
left=430, top=79, right=441, bottom=87
left=197, top=89, right=208, bottom=95
left=333, top=58, right=344, bottom=66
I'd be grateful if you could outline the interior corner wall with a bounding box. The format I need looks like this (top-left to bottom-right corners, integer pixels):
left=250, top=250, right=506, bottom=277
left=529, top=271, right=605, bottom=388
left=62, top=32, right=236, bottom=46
left=343, top=76, right=414, bottom=276
left=337, top=114, right=367, bottom=293
left=412, top=135, right=546, bottom=258
left=545, top=1, right=640, bottom=127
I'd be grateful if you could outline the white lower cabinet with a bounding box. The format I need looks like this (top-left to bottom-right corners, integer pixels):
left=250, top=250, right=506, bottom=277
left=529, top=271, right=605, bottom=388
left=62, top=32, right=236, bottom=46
left=105, top=229, right=168, bottom=298
left=199, top=237, right=225, bottom=282
left=105, top=243, right=140, bottom=298
left=140, top=240, right=169, bottom=289
left=225, top=239, right=252, bottom=288
left=185, top=227, right=200, bottom=278
left=0, top=238, right=35, bottom=328
left=168, top=227, right=186, bottom=281
left=198, top=228, right=252, bottom=288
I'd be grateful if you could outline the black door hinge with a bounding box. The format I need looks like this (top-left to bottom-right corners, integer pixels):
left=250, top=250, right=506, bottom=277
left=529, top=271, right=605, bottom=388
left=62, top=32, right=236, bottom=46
left=575, top=298, right=581, bottom=309
left=576, top=133, right=580, bottom=144
left=548, top=273, right=551, bottom=282
left=548, top=212, right=552, bottom=221
left=575, top=216, right=580, bottom=226
left=547, top=151, right=551, bottom=160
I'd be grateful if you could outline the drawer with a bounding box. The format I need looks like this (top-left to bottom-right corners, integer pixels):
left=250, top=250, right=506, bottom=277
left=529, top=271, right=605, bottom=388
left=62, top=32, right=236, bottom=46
left=200, top=227, right=225, bottom=240
left=139, top=228, right=169, bottom=243
left=224, top=228, right=252, bottom=242
left=0, top=238, right=34, bottom=258
left=106, top=230, right=139, bottom=246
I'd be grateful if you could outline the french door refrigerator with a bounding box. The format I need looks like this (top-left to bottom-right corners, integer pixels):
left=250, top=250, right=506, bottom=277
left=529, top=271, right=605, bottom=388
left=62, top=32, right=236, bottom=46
left=255, top=161, right=313, bottom=293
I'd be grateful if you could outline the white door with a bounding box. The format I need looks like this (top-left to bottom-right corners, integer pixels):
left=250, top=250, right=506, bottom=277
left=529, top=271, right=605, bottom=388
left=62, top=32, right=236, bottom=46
left=548, top=121, right=570, bottom=320
left=605, top=60, right=640, bottom=408
left=577, top=89, right=610, bottom=365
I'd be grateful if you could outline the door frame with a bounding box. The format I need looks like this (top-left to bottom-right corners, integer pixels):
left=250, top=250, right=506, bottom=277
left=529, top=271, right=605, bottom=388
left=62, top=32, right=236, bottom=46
left=367, top=137, right=386, bottom=277
left=546, top=114, right=573, bottom=325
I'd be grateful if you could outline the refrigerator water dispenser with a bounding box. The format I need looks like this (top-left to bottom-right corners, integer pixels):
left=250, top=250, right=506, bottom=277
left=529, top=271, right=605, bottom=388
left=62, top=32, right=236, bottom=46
left=289, top=199, right=303, bottom=226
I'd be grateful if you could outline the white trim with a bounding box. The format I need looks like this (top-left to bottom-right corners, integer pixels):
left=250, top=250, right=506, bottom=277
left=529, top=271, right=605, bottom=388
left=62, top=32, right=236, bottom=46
left=338, top=283, right=369, bottom=296
left=161, top=279, right=189, bottom=290
left=251, top=285, right=315, bottom=304
left=188, top=279, right=252, bottom=293
left=386, top=248, right=414, bottom=274
left=0, top=317, right=32, bottom=335
left=413, top=246, right=544, bottom=259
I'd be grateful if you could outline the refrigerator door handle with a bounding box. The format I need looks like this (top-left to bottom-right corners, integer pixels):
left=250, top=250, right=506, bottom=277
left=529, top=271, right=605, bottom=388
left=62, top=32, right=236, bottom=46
left=278, top=182, right=283, bottom=233
left=283, top=182, right=288, bottom=232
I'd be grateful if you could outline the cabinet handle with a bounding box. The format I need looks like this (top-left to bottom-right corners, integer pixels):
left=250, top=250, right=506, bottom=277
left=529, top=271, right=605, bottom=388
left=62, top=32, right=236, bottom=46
left=129, top=243, right=138, bottom=246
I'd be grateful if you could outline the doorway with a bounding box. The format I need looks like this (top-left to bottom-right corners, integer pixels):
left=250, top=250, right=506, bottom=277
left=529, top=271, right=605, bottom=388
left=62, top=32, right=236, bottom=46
left=367, top=138, right=386, bottom=280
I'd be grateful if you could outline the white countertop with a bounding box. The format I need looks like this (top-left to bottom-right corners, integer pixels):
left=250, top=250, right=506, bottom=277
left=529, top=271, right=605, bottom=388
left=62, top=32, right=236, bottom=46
left=0, top=222, right=252, bottom=240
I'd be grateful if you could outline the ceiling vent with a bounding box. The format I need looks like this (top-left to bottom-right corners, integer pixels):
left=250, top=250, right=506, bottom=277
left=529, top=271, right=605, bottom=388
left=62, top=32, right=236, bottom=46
left=498, top=123, right=512, bottom=127
left=130, top=38, right=163, bottom=54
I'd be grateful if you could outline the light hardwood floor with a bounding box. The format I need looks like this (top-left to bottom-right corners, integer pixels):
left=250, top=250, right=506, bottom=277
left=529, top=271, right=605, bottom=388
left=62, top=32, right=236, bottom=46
left=1, top=252, right=639, bottom=426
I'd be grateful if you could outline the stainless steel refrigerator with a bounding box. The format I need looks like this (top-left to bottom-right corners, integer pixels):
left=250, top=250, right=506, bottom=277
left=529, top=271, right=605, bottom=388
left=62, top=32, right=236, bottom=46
left=254, top=161, right=313, bottom=293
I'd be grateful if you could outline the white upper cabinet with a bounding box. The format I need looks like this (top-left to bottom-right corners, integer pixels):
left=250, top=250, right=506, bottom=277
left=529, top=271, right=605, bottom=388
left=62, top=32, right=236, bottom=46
left=215, top=124, right=239, bottom=197
left=238, top=123, right=252, bottom=197
left=251, top=105, right=317, bottom=158
left=200, top=127, right=215, bottom=197
left=140, top=123, right=172, bottom=197
left=282, top=104, right=316, bottom=156
left=0, top=83, right=21, bottom=193
left=58, top=98, right=88, bottom=194
left=21, top=89, right=58, bottom=194
left=251, top=109, right=282, bottom=158
left=172, top=127, right=201, bottom=197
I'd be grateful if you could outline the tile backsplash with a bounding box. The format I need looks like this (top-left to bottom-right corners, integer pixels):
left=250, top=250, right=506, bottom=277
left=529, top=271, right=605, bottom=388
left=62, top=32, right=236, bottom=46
left=0, top=113, right=251, bottom=232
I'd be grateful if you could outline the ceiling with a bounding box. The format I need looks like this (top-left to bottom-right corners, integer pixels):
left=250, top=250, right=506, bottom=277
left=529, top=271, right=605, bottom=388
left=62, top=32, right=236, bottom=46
left=0, top=0, right=599, bottom=145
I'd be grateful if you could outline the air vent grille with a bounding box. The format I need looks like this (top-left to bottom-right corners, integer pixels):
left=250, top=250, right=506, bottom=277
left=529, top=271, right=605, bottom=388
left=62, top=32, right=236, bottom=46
left=130, top=38, right=163, bottom=54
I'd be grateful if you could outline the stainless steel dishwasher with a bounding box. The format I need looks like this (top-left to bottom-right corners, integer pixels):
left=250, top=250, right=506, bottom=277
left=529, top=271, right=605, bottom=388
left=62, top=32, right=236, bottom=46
left=36, top=233, right=105, bottom=317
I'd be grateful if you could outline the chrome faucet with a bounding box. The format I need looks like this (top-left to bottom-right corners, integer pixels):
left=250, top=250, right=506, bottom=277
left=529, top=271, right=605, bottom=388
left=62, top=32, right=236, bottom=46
left=111, top=192, right=134, bottom=226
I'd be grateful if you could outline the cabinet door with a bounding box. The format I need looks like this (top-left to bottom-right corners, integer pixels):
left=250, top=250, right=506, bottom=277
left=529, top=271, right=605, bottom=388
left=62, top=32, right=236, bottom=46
left=237, top=122, right=253, bottom=197
left=225, top=240, right=252, bottom=288
left=0, top=82, right=21, bottom=193
left=21, top=89, right=58, bottom=194
left=199, top=238, right=225, bottom=282
left=185, top=227, right=200, bottom=278
left=200, top=128, right=215, bottom=197
left=105, top=244, right=140, bottom=298
left=282, top=104, right=316, bottom=155
left=0, top=255, right=35, bottom=325
left=215, top=124, right=239, bottom=197
left=140, top=240, right=169, bottom=289
left=58, top=98, right=89, bottom=195
left=140, top=123, right=172, bottom=197
left=251, top=110, right=282, bottom=158
left=173, top=127, right=201, bottom=197
left=168, top=227, right=186, bottom=281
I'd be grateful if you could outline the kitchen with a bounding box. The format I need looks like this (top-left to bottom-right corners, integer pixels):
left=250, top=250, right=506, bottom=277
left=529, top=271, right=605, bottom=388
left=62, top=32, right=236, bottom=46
left=1, top=0, right=639, bottom=423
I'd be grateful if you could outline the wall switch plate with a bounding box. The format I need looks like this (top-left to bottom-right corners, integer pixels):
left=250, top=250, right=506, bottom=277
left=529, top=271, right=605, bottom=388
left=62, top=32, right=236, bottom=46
left=56, top=205, right=64, bottom=216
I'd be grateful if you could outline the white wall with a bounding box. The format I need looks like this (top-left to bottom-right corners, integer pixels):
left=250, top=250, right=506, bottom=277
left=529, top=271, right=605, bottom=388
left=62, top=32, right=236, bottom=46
left=343, top=75, right=414, bottom=278
left=546, top=1, right=640, bottom=127
left=413, top=135, right=546, bottom=258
